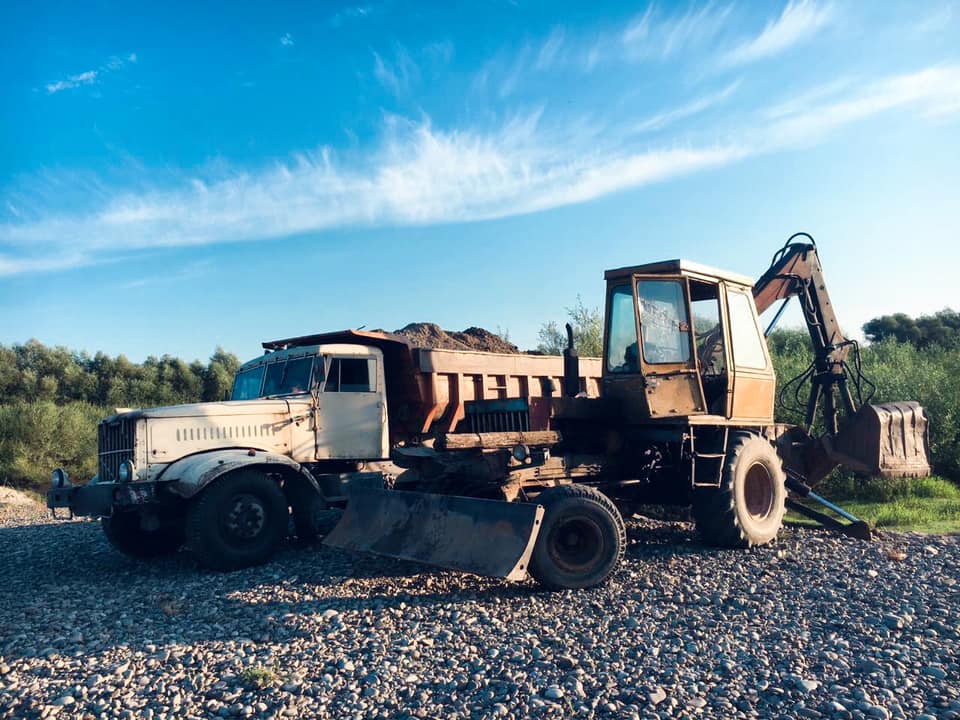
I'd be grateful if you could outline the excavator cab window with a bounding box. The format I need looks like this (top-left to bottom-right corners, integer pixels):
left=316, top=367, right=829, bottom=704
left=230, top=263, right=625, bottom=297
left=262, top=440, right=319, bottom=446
left=690, top=280, right=728, bottom=414
left=727, top=289, right=768, bottom=370
left=606, top=284, right=640, bottom=373
left=637, top=280, right=692, bottom=364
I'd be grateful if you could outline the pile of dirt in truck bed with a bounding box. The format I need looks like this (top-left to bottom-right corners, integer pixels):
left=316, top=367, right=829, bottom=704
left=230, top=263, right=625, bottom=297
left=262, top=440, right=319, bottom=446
left=393, top=323, right=519, bottom=354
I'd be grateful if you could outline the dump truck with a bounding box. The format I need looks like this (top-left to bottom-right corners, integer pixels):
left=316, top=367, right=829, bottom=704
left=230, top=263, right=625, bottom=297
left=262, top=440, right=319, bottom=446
left=48, top=339, right=603, bottom=570
left=49, top=234, right=930, bottom=590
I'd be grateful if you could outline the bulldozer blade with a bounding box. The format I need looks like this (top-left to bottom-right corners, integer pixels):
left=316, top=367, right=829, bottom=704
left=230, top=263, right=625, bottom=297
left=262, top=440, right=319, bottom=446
left=830, top=402, right=931, bottom=478
left=323, top=488, right=544, bottom=581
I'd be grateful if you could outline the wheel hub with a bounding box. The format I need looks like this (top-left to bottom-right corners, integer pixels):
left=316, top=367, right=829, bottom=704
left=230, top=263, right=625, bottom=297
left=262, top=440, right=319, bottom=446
left=744, top=463, right=774, bottom=519
left=548, top=515, right=605, bottom=573
left=225, top=494, right=266, bottom=540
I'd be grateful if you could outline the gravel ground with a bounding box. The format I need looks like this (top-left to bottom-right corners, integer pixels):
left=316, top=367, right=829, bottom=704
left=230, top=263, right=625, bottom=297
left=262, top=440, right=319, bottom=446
left=1, top=498, right=957, bottom=720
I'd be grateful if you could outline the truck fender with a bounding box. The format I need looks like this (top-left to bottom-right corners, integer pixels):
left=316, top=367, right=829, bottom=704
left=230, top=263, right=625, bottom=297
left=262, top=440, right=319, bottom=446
left=159, top=449, right=323, bottom=501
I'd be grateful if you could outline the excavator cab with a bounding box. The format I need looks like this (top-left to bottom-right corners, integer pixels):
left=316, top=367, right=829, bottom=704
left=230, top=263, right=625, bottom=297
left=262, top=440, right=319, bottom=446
left=601, top=260, right=776, bottom=424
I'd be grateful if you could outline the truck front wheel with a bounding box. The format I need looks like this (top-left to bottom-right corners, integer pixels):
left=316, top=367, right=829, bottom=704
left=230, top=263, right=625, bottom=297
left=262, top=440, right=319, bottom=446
left=102, top=510, right=184, bottom=558
left=186, top=470, right=288, bottom=571
left=529, top=484, right=626, bottom=590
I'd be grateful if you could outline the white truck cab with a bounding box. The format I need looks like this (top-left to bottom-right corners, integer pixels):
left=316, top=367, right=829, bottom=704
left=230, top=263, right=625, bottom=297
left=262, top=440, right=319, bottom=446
left=232, top=343, right=389, bottom=460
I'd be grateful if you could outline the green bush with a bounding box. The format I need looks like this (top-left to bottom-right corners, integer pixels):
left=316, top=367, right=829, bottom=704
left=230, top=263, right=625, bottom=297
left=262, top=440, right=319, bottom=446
left=0, top=401, right=104, bottom=494
left=767, top=330, right=960, bottom=483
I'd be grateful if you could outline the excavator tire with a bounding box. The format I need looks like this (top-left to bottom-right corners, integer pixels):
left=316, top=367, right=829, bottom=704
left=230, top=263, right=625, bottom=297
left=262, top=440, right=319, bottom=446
left=529, top=484, right=626, bottom=590
left=102, top=510, right=184, bottom=559
left=693, top=433, right=786, bottom=548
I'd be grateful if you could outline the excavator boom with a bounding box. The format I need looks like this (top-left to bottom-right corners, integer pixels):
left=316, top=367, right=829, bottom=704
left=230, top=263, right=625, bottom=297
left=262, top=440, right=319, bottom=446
left=754, top=233, right=930, bottom=482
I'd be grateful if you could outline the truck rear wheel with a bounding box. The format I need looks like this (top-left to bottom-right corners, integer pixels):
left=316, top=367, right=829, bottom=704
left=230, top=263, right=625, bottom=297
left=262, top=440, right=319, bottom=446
left=529, top=484, right=625, bottom=590
left=102, top=511, right=184, bottom=558
left=186, top=470, right=288, bottom=571
left=692, top=433, right=786, bottom=548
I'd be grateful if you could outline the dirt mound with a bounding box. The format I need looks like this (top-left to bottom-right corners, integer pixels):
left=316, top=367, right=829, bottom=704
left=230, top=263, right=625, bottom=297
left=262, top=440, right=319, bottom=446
left=0, top=487, right=38, bottom=507
left=394, top=323, right=519, bottom=354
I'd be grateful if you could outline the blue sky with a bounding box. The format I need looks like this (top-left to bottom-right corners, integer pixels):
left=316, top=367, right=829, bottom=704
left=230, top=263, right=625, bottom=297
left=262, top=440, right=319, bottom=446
left=1, top=0, right=958, bottom=362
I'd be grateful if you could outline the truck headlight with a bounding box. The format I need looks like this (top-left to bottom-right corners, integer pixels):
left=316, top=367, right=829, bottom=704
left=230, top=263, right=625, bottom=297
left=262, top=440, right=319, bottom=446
left=118, top=460, right=136, bottom=483
left=51, top=468, right=70, bottom=488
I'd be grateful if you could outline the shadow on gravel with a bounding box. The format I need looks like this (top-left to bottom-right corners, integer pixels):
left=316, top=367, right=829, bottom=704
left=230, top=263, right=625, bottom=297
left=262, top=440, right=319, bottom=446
left=0, top=513, right=808, bottom=663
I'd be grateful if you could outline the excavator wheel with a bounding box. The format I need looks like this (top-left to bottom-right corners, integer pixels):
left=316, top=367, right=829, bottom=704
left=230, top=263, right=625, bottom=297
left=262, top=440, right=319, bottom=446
left=529, top=484, right=626, bottom=590
left=693, top=433, right=786, bottom=548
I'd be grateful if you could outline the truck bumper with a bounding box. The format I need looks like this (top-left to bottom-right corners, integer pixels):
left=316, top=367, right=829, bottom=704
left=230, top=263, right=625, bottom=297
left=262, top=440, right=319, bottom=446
left=47, top=477, right=157, bottom=518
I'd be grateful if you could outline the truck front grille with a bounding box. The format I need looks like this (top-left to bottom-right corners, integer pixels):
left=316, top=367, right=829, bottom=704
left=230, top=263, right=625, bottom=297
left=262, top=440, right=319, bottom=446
left=98, top=418, right=136, bottom=482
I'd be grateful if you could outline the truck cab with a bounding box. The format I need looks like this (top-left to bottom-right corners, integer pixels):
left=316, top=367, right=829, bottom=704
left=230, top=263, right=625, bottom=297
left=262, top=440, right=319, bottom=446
left=232, top=343, right=389, bottom=460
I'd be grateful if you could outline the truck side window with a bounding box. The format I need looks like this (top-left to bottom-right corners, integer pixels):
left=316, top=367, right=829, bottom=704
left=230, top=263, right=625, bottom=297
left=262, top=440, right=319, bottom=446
left=325, top=358, right=372, bottom=392
left=607, top=284, right=639, bottom=373
left=638, top=280, right=692, bottom=365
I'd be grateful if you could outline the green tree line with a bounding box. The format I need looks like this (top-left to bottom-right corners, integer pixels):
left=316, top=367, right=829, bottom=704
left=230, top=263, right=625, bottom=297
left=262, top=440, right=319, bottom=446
left=2, top=308, right=958, bottom=496
left=0, top=340, right=240, bottom=408
left=0, top=342, right=240, bottom=493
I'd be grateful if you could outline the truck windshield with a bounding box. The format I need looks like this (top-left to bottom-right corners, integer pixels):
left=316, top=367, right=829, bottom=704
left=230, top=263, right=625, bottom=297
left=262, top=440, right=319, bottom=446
left=232, top=366, right=266, bottom=400
left=261, top=357, right=316, bottom=396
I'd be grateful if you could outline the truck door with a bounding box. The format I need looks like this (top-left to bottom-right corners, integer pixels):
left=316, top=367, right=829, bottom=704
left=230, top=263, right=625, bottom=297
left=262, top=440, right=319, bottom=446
left=634, top=275, right=707, bottom=418
left=315, top=354, right=388, bottom=460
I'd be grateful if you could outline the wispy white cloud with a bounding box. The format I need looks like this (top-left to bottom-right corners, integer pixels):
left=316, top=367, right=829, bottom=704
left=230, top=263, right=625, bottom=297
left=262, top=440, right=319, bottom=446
left=280, top=33, right=294, bottom=47
left=44, top=53, right=137, bottom=94
left=5, top=64, right=959, bottom=277
left=372, top=46, right=419, bottom=97
left=536, top=27, right=565, bottom=70
left=633, top=80, right=741, bottom=133
left=46, top=70, right=98, bottom=94
left=330, top=4, right=373, bottom=28
left=762, top=77, right=856, bottom=119
left=718, top=0, right=832, bottom=69
left=761, top=65, right=960, bottom=147
left=620, top=2, right=734, bottom=62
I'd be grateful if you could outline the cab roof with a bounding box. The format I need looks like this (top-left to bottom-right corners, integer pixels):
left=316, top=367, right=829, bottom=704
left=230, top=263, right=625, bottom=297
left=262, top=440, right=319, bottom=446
left=604, top=259, right=754, bottom=287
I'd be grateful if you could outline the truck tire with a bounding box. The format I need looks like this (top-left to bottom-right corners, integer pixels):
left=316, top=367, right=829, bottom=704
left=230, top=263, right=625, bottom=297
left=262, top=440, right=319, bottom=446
left=692, top=433, right=786, bottom=548
left=291, top=490, right=334, bottom=543
left=102, top=511, right=184, bottom=559
left=529, top=484, right=626, bottom=590
left=186, top=470, right=288, bottom=571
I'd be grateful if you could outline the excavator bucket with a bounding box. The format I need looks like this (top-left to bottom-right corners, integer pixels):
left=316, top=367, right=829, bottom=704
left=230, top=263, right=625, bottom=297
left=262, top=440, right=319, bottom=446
left=830, top=402, right=931, bottom=478
left=323, top=488, right=543, bottom=581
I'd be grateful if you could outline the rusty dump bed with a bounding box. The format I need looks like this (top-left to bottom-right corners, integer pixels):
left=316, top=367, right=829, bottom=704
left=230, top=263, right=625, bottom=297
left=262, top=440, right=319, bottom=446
left=263, top=329, right=602, bottom=442
left=832, top=402, right=931, bottom=478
